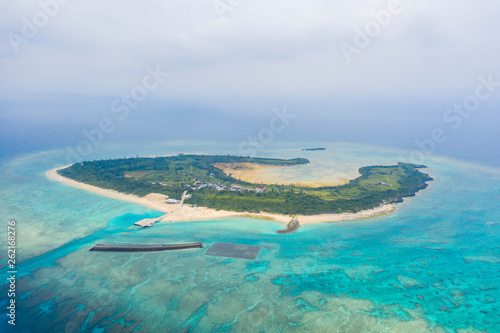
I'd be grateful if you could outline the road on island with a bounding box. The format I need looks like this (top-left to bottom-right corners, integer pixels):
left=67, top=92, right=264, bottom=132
left=180, top=190, right=188, bottom=208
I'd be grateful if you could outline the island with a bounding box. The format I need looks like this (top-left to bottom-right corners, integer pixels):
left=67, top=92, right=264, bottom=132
left=48, top=154, right=433, bottom=226
left=302, top=147, right=326, bottom=151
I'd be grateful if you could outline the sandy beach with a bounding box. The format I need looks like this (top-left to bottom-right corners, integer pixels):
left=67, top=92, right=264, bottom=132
left=46, top=166, right=178, bottom=213
left=46, top=166, right=395, bottom=226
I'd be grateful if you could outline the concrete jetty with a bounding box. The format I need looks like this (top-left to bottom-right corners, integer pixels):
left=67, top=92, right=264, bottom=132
left=134, top=218, right=160, bottom=227
left=89, top=242, right=203, bottom=252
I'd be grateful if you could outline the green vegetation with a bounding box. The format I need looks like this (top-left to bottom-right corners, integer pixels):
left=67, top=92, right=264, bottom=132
left=58, top=154, right=432, bottom=215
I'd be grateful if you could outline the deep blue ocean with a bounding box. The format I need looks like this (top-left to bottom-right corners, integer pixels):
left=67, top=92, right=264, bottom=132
left=0, top=138, right=499, bottom=332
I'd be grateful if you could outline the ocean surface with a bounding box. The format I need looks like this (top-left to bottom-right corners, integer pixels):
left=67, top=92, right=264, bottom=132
left=1, top=141, right=499, bottom=332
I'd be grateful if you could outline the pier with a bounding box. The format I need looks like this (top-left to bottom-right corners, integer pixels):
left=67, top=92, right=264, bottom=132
left=134, top=218, right=160, bottom=227
left=89, top=242, right=203, bottom=252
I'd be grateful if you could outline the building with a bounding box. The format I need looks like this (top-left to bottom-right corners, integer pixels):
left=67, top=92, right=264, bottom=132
left=229, top=184, right=244, bottom=192
left=256, top=185, right=266, bottom=193
left=166, top=198, right=180, bottom=204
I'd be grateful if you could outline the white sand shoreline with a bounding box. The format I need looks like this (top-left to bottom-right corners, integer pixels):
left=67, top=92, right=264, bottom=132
left=46, top=166, right=395, bottom=226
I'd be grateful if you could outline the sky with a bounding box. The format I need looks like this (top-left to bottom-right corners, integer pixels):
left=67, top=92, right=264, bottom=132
left=1, top=1, right=499, bottom=164
left=2, top=0, right=500, bottom=96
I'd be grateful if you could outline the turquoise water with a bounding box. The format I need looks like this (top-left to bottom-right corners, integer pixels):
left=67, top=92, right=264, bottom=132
left=1, top=142, right=499, bottom=332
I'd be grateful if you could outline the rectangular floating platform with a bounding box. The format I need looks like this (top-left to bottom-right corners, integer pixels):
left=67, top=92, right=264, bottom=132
left=205, top=242, right=261, bottom=260
left=89, top=242, right=203, bottom=252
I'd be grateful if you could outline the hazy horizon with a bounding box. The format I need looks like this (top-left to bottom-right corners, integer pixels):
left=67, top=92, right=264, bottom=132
left=1, top=93, right=499, bottom=168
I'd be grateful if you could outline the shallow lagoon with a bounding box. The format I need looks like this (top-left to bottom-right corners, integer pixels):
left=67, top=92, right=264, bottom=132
left=1, top=142, right=499, bottom=332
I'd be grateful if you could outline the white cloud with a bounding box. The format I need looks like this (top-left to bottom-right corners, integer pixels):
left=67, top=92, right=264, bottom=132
left=1, top=0, right=500, bottom=97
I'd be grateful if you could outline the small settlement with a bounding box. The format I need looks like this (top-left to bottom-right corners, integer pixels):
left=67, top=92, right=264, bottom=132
left=187, top=179, right=267, bottom=193
left=163, top=179, right=267, bottom=204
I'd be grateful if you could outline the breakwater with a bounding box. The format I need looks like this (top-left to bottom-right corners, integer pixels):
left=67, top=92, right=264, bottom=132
left=89, top=242, right=203, bottom=252
left=277, top=218, right=300, bottom=234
